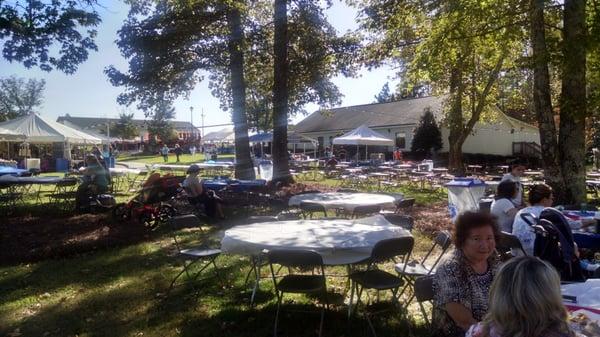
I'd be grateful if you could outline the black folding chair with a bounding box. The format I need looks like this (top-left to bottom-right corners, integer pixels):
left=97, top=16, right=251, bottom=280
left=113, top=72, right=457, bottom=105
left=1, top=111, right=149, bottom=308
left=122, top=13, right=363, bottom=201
left=413, top=275, right=435, bottom=326
left=166, top=215, right=223, bottom=294
left=497, top=231, right=527, bottom=257
left=381, top=214, right=414, bottom=231
left=267, top=249, right=328, bottom=337
left=394, top=198, right=415, bottom=214
left=349, top=236, right=414, bottom=336
left=395, top=231, right=451, bottom=306
left=300, top=201, right=328, bottom=219
left=351, top=204, right=382, bottom=218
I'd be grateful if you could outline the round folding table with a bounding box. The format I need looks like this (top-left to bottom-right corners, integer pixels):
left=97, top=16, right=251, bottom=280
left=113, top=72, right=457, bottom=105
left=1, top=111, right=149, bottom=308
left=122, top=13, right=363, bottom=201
left=221, top=215, right=412, bottom=303
left=288, top=192, right=402, bottom=213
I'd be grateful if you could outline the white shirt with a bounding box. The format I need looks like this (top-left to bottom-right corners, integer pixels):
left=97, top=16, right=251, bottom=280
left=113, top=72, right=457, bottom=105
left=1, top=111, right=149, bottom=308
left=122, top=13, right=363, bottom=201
left=182, top=175, right=203, bottom=197
left=512, top=205, right=544, bottom=256
left=501, top=173, right=523, bottom=207
left=512, top=206, right=582, bottom=256
left=490, top=198, right=516, bottom=232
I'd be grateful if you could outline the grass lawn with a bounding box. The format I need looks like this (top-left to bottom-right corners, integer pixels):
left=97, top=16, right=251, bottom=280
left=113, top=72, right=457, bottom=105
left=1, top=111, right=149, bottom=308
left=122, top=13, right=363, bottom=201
left=0, top=173, right=445, bottom=337
left=118, top=153, right=235, bottom=166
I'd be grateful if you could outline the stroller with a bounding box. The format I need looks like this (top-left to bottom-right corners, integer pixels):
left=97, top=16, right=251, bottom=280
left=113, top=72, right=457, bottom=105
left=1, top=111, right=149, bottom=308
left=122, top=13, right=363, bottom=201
left=520, top=207, right=586, bottom=282
left=113, top=173, right=182, bottom=228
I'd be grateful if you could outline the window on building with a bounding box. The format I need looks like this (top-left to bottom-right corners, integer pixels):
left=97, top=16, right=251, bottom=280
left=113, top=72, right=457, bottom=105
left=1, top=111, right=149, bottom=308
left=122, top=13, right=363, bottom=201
left=395, top=132, right=406, bottom=149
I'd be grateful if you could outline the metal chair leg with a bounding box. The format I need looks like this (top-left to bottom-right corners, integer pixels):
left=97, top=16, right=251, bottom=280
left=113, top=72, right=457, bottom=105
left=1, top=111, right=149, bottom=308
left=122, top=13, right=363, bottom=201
left=273, top=291, right=283, bottom=337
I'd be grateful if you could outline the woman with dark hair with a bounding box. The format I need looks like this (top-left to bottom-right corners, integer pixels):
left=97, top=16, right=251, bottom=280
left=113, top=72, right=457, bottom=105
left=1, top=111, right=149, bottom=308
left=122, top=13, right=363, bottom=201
left=512, top=183, right=594, bottom=256
left=433, top=211, right=501, bottom=337
left=490, top=181, right=519, bottom=232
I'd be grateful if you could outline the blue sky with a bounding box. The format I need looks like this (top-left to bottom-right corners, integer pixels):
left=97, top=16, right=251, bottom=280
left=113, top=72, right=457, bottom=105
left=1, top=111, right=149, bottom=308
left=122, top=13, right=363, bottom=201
left=0, top=1, right=397, bottom=132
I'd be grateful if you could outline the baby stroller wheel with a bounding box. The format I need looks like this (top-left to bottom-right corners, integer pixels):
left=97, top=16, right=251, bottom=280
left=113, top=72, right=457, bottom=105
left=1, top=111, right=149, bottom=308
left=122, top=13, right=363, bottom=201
left=157, top=204, right=177, bottom=224
left=139, top=212, right=158, bottom=229
left=112, top=203, right=131, bottom=222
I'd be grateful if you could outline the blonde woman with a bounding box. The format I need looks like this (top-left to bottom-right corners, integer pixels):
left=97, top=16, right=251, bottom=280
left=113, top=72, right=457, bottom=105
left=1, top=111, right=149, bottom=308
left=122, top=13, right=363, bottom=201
left=466, top=256, right=575, bottom=337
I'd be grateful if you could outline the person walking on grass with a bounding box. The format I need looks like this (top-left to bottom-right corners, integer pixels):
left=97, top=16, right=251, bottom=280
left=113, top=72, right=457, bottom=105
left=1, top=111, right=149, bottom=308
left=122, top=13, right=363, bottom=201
left=160, top=144, right=169, bottom=162
left=174, top=143, right=183, bottom=163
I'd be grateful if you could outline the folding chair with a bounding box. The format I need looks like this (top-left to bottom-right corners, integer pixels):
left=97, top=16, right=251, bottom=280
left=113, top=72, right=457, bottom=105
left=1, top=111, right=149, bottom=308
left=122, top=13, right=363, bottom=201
left=300, top=201, right=328, bottom=219
left=394, top=198, right=415, bottom=214
left=166, top=214, right=223, bottom=294
left=348, top=236, right=414, bottom=336
left=49, top=179, right=78, bottom=209
left=381, top=214, right=414, bottom=231
left=496, top=231, right=527, bottom=257
left=243, top=216, right=279, bottom=293
left=351, top=204, right=382, bottom=219
left=267, top=249, right=328, bottom=337
left=395, top=231, right=451, bottom=306
left=276, top=210, right=302, bottom=220
left=413, top=275, right=435, bottom=326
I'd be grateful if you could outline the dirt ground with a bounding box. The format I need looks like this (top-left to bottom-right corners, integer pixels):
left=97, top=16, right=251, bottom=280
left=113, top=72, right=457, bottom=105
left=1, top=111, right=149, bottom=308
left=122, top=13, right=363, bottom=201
left=1, top=182, right=452, bottom=266
left=0, top=213, right=150, bottom=265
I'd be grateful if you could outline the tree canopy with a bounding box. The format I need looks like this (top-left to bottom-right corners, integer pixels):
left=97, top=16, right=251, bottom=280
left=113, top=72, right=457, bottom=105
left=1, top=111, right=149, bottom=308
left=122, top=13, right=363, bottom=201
left=113, top=113, right=139, bottom=140
left=0, top=76, right=45, bottom=121
left=0, top=0, right=101, bottom=73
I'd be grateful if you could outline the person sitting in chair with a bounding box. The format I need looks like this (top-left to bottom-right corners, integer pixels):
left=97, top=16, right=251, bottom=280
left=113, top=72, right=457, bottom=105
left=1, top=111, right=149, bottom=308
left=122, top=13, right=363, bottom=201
left=182, top=164, right=225, bottom=219
left=75, top=154, right=109, bottom=211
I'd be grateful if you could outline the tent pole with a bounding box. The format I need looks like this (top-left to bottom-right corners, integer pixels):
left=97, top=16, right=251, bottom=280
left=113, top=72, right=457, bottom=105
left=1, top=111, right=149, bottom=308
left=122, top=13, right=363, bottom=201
left=365, top=144, right=368, bottom=161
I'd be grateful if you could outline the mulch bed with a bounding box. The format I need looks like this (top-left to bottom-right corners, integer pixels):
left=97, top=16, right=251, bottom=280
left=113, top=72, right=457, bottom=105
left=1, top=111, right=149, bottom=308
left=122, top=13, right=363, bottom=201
left=1, top=182, right=453, bottom=266
left=0, top=213, right=151, bottom=266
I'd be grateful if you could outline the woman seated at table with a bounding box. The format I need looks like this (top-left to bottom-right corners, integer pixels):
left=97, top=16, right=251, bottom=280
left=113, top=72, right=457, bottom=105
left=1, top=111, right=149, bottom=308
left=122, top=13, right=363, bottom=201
left=75, top=154, right=110, bottom=211
left=490, top=181, right=520, bottom=233
left=182, top=164, right=224, bottom=219
left=433, top=211, right=501, bottom=337
left=512, top=184, right=595, bottom=256
left=466, top=256, right=575, bottom=337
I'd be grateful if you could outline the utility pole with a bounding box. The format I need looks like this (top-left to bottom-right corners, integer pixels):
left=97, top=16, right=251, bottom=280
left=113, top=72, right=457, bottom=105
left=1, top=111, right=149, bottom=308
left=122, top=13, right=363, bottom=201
left=189, top=106, right=194, bottom=140
left=201, top=108, right=205, bottom=141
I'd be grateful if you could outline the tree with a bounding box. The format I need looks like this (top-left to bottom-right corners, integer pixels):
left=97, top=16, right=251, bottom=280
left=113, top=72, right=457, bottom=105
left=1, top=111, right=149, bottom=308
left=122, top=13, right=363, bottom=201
left=271, top=0, right=291, bottom=183
left=356, top=0, right=525, bottom=175
left=411, top=108, right=442, bottom=159
left=0, top=76, right=45, bottom=121
left=106, top=0, right=256, bottom=179
left=113, top=113, right=139, bottom=140
left=0, top=0, right=101, bottom=73
left=108, top=0, right=358, bottom=180
left=558, top=0, right=588, bottom=204
left=373, top=82, right=398, bottom=103
left=146, top=101, right=177, bottom=146
left=226, top=0, right=256, bottom=179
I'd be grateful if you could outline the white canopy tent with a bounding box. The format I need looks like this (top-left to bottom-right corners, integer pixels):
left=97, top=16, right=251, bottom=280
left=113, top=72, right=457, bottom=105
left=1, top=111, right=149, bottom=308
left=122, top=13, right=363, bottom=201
left=332, top=125, right=394, bottom=160
left=203, top=127, right=235, bottom=144
left=0, top=127, right=26, bottom=142
left=0, top=114, right=101, bottom=144
left=0, top=127, right=26, bottom=159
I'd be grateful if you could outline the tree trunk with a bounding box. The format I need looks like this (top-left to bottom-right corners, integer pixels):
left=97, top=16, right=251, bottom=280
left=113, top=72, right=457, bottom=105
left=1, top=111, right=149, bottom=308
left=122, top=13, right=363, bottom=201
left=529, top=0, right=566, bottom=201
left=226, top=4, right=255, bottom=180
left=559, top=0, right=587, bottom=204
left=448, top=64, right=466, bottom=176
left=271, top=0, right=292, bottom=183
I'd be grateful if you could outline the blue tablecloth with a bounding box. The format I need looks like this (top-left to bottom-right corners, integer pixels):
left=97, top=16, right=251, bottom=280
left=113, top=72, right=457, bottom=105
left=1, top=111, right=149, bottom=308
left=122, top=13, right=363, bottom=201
left=0, top=166, right=28, bottom=177
left=203, top=178, right=266, bottom=192
left=573, top=232, right=600, bottom=250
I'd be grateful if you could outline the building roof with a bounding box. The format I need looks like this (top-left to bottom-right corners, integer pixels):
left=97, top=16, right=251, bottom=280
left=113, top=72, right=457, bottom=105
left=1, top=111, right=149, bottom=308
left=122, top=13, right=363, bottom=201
left=56, top=115, right=197, bottom=131
left=294, top=96, right=444, bottom=133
